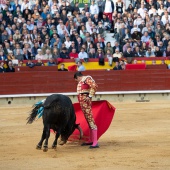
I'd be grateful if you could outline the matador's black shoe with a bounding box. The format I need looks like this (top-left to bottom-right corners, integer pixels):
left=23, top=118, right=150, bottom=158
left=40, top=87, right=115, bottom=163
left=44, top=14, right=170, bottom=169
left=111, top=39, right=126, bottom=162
left=89, top=144, right=99, bottom=149
left=81, top=142, right=93, bottom=146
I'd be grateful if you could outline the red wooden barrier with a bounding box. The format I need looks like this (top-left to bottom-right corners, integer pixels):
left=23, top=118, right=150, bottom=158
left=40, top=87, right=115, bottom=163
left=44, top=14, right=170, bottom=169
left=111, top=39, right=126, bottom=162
left=1, top=70, right=170, bottom=95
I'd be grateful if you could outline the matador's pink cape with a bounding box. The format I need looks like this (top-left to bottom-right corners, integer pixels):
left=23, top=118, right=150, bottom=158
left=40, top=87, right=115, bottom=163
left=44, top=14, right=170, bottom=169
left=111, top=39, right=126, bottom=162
left=69, top=100, right=116, bottom=142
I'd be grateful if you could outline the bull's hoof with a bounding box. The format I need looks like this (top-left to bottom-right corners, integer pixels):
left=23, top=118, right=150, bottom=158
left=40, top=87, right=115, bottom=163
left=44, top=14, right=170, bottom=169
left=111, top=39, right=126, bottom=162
left=58, top=140, right=67, bottom=145
left=36, top=145, right=42, bottom=150
left=52, top=145, right=57, bottom=149
left=43, top=146, right=48, bottom=152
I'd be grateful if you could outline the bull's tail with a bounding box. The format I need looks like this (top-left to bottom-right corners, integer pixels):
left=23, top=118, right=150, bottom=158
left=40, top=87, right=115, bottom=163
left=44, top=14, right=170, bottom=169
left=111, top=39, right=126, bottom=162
left=26, top=99, right=45, bottom=124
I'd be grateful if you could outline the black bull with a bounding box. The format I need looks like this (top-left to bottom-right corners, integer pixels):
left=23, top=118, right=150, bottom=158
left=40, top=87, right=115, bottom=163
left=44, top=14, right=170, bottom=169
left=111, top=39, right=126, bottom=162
left=27, top=94, right=83, bottom=152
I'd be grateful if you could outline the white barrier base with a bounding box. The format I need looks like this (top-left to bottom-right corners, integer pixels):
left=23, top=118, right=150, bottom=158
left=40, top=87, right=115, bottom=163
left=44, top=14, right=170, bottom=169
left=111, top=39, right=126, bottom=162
left=0, top=90, right=170, bottom=106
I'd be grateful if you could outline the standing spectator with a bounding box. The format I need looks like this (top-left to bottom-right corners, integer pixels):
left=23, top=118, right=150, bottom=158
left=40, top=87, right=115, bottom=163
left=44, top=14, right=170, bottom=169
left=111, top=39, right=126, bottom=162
left=103, top=0, right=115, bottom=22
left=116, top=0, right=124, bottom=14
left=89, top=0, right=99, bottom=16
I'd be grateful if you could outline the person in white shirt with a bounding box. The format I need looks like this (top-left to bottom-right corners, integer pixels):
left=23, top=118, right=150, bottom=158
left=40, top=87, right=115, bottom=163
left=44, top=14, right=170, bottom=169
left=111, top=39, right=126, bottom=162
left=133, top=15, right=143, bottom=26
left=78, top=48, right=89, bottom=61
left=148, top=5, right=157, bottom=17
left=89, top=0, right=99, bottom=15
left=137, top=4, right=147, bottom=19
left=161, top=11, right=170, bottom=25
left=103, top=0, right=114, bottom=22
left=44, top=49, right=52, bottom=60
left=35, top=49, right=45, bottom=60
left=64, top=36, right=72, bottom=49
left=86, top=19, right=94, bottom=35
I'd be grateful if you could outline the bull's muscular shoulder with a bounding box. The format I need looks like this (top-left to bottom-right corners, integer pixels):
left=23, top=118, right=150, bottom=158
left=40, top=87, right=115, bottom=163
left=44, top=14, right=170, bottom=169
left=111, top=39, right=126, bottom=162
left=44, top=94, right=72, bottom=108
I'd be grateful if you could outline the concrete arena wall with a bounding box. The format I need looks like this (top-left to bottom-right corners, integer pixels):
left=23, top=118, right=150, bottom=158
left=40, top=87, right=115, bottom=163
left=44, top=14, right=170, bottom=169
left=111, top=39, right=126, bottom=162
left=1, top=92, right=170, bottom=106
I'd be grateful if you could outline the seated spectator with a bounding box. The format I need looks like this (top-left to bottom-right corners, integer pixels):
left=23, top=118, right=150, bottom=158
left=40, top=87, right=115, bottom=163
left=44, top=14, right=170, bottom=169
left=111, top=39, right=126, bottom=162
left=15, top=49, right=24, bottom=61
left=96, top=48, right=105, bottom=59
left=0, top=62, right=6, bottom=73
left=123, top=46, right=134, bottom=64
left=0, top=51, right=7, bottom=61
left=47, top=58, right=57, bottom=66
left=140, top=42, right=148, bottom=56
left=113, top=48, right=122, bottom=62
left=69, top=48, right=78, bottom=59
left=23, top=49, right=32, bottom=60
left=31, top=42, right=39, bottom=59
left=52, top=48, right=60, bottom=59
left=7, top=51, right=15, bottom=61
left=133, top=46, right=143, bottom=57
left=78, top=48, right=89, bottom=62
left=64, top=36, right=72, bottom=49
left=35, top=49, right=45, bottom=60
left=155, top=46, right=163, bottom=57
left=113, top=61, right=122, bottom=70
left=88, top=48, right=96, bottom=58
left=41, top=42, right=51, bottom=55
left=6, top=61, right=15, bottom=72
left=35, top=59, right=44, bottom=66
left=60, top=47, right=70, bottom=59
left=26, top=60, right=35, bottom=68
left=96, top=21, right=106, bottom=38
left=44, top=49, right=52, bottom=60
left=145, top=48, right=155, bottom=57
left=77, top=61, right=86, bottom=71
left=58, top=64, right=68, bottom=71
left=131, top=27, right=142, bottom=40
left=18, top=60, right=24, bottom=67
left=165, top=46, right=170, bottom=57
left=104, top=42, right=113, bottom=54
left=141, top=31, right=150, bottom=43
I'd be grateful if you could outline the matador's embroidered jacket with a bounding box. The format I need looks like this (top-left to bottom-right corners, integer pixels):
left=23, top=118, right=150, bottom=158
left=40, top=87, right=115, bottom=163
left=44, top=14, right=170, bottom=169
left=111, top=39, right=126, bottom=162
left=77, top=76, right=98, bottom=97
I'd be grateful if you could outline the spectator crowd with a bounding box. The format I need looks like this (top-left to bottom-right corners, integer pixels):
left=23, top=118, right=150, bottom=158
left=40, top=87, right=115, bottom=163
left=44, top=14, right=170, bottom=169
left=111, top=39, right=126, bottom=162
left=0, top=0, right=170, bottom=72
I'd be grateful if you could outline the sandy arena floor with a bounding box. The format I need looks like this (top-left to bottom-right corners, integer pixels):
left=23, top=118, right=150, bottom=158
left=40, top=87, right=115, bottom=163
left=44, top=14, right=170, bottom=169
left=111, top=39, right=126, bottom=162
left=0, top=101, right=170, bottom=170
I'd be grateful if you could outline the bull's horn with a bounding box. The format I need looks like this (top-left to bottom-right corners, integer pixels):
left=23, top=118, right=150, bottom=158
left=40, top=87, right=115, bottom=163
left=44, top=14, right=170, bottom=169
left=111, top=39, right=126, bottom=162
left=76, top=125, right=83, bottom=139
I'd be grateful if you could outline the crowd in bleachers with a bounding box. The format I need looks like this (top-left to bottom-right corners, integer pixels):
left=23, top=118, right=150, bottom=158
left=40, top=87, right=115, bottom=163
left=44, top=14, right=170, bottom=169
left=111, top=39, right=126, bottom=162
left=0, top=0, right=170, bottom=72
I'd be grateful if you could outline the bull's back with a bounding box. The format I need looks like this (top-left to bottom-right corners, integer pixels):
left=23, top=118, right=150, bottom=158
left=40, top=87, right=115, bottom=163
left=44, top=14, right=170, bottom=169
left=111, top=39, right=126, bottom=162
left=43, top=94, right=76, bottom=126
